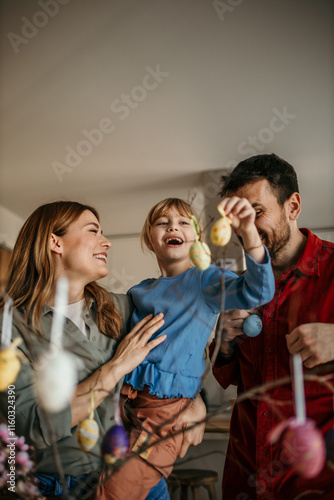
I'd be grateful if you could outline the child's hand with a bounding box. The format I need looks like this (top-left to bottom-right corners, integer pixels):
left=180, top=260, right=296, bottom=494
left=218, top=196, right=256, bottom=236
left=218, top=197, right=264, bottom=262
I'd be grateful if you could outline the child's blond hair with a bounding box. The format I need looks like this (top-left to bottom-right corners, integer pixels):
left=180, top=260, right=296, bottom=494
left=141, top=198, right=202, bottom=252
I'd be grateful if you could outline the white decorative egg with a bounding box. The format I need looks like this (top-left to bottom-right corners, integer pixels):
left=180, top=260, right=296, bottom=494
left=34, top=349, right=77, bottom=413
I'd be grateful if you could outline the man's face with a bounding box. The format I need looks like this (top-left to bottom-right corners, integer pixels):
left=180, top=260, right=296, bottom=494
left=231, top=179, right=291, bottom=260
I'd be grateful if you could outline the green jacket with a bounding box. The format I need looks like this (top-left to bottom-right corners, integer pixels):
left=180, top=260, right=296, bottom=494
left=0, top=293, right=132, bottom=476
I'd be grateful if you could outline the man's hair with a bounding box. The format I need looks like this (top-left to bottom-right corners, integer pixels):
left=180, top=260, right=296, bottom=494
left=220, top=153, right=299, bottom=205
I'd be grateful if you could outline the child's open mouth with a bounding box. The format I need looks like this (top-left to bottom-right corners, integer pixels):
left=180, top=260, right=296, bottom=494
left=165, top=237, right=183, bottom=246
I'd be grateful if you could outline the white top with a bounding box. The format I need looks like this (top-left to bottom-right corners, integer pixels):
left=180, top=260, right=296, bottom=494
left=53, top=298, right=89, bottom=339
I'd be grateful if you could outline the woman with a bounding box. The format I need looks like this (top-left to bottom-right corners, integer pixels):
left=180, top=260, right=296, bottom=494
left=0, top=201, right=205, bottom=498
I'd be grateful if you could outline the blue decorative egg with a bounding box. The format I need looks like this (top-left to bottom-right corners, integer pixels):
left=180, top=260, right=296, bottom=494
left=325, top=428, right=334, bottom=470
left=243, top=313, right=262, bottom=337
left=101, top=424, right=129, bottom=464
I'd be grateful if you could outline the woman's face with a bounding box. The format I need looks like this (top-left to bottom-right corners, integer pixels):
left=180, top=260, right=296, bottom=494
left=53, top=210, right=111, bottom=285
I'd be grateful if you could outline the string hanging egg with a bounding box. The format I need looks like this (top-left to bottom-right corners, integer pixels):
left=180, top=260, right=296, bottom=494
left=35, top=347, right=77, bottom=413
left=189, top=216, right=211, bottom=270
left=0, top=298, right=26, bottom=391
left=282, top=419, right=326, bottom=478
left=101, top=393, right=129, bottom=464
left=77, top=390, right=99, bottom=452
left=34, top=277, right=78, bottom=413
left=211, top=205, right=232, bottom=247
left=0, top=338, right=24, bottom=391
left=268, top=354, right=326, bottom=478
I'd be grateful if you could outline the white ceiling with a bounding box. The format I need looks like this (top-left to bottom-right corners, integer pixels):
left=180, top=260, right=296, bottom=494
left=1, top=0, right=334, bottom=235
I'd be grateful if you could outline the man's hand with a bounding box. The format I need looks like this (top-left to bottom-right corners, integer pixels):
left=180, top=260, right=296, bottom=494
left=286, top=323, right=334, bottom=368
left=173, top=394, right=206, bottom=458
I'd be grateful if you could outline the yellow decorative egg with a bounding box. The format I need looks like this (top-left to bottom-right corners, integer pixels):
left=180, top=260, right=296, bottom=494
left=77, top=418, right=99, bottom=451
left=211, top=218, right=232, bottom=247
left=0, top=340, right=22, bottom=392
left=189, top=241, right=211, bottom=270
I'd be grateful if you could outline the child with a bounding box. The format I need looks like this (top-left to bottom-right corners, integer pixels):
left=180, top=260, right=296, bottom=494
left=97, top=197, right=275, bottom=500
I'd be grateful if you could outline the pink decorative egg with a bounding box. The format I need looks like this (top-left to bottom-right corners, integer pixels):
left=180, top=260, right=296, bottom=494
left=282, top=419, right=326, bottom=478
left=101, top=424, right=129, bottom=464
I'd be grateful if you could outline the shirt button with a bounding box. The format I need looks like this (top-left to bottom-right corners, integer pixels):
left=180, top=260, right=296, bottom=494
left=98, top=360, right=103, bottom=365
left=92, top=336, right=96, bottom=341
left=263, top=410, right=271, bottom=418
left=83, top=340, right=87, bottom=344
left=85, top=313, right=90, bottom=319
left=267, top=347, right=274, bottom=354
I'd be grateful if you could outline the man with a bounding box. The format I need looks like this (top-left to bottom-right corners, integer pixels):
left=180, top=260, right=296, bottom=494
left=211, top=154, right=334, bottom=499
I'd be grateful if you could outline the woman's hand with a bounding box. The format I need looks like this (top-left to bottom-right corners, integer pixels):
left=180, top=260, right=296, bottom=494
left=70, top=313, right=165, bottom=427
left=111, top=313, right=166, bottom=380
left=173, top=394, right=206, bottom=458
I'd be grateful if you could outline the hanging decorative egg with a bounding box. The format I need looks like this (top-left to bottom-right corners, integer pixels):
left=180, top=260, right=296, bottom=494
left=325, top=428, right=334, bottom=470
left=101, top=424, right=129, bottom=464
left=77, top=418, right=99, bottom=452
left=268, top=355, right=326, bottom=479
left=189, top=215, right=211, bottom=270
left=34, top=348, right=77, bottom=413
left=243, top=313, right=263, bottom=338
left=189, top=241, right=211, bottom=271
left=77, top=390, right=99, bottom=452
left=281, top=419, right=326, bottom=478
left=211, top=206, right=232, bottom=247
left=0, top=338, right=23, bottom=391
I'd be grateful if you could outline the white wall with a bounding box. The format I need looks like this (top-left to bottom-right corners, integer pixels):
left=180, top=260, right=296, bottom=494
left=0, top=205, right=24, bottom=250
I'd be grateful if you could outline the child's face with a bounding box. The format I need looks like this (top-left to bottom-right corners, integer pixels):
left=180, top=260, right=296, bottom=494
left=149, top=208, right=195, bottom=265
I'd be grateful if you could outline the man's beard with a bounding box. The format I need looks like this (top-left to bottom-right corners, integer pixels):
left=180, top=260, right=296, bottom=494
left=258, top=216, right=291, bottom=260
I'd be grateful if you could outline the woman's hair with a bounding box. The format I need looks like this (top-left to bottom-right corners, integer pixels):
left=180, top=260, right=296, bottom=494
left=2, top=201, right=122, bottom=339
left=141, top=197, right=202, bottom=251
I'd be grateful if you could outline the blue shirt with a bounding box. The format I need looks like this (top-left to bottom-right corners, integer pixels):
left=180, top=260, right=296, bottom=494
left=125, top=249, right=274, bottom=399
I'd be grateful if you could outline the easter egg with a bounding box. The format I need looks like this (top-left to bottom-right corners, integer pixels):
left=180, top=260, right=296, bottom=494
left=101, top=424, right=129, bottom=464
left=189, top=241, right=211, bottom=270
left=34, top=349, right=77, bottom=413
left=77, top=418, right=99, bottom=452
left=325, top=429, right=334, bottom=470
left=211, top=218, right=232, bottom=247
left=0, top=344, right=21, bottom=391
left=243, top=314, right=263, bottom=338
left=282, top=419, right=326, bottom=478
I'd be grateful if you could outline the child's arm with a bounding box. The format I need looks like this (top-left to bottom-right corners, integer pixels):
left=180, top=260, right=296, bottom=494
left=218, top=197, right=265, bottom=263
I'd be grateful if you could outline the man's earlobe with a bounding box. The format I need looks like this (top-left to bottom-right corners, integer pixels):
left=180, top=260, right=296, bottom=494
left=287, top=193, right=301, bottom=220
left=50, top=233, right=62, bottom=254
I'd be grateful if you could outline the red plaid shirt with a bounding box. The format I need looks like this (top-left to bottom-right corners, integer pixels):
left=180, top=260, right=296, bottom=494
left=211, top=229, right=334, bottom=499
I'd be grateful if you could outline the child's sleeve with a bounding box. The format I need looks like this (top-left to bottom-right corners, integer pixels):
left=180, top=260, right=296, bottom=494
left=202, top=246, right=275, bottom=311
